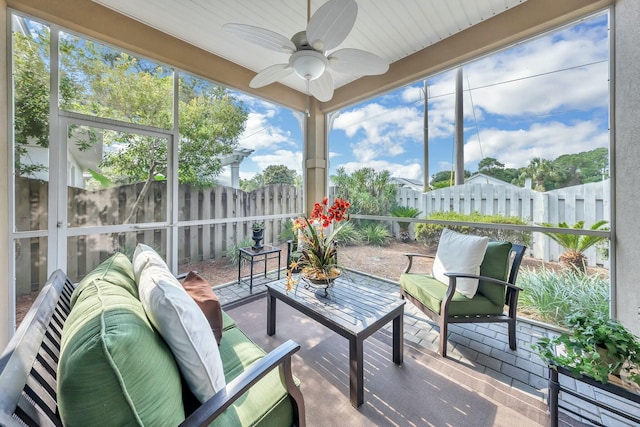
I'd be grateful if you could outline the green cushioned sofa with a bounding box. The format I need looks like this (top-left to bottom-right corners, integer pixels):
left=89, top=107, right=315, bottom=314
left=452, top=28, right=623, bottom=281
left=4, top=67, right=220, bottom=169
left=400, top=241, right=526, bottom=357
left=0, top=254, right=306, bottom=427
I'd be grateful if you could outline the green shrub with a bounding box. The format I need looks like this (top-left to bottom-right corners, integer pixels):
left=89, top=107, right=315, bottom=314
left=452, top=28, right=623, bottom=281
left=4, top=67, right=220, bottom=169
left=335, top=221, right=364, bottom=246
left=390, top=206, right=422, bottom=242
left=518, top=267, right=609, bottom=326
left=279, top=218, right=297, bottom=241
left=414, top=211, right=531, bottom=247
left=224, top=237, right=253, bottom=266
left=359, top=223, right=391, bottom=246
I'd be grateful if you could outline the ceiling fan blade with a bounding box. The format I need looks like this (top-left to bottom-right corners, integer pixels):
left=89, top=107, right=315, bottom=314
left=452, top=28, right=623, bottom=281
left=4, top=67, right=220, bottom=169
left=308, top=71, right=334, bottom=102
left=328, top=48, right=389, bottom=76
left=223, top=23, right=296, bottom=54
left=249, top=64, right=293, bottom=88
left=306, top=0, right=358, bottom=51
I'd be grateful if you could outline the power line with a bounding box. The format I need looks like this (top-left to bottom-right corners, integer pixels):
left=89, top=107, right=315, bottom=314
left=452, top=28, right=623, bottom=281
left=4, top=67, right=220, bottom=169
left=336, top=59, right=607, bottom=131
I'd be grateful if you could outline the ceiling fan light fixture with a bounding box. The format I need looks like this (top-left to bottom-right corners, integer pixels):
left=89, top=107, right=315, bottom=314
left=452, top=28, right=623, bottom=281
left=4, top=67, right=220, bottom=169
left=290, top=50, right=328, bottom=81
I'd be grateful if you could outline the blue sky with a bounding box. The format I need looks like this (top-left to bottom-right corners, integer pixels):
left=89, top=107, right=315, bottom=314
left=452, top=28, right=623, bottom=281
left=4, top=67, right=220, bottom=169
left=228, top=11, right=609, bottom=185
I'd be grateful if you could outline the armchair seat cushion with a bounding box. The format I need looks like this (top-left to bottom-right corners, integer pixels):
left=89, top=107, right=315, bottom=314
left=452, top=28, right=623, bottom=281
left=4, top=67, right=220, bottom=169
left=400, top=273, right=504, bottom=316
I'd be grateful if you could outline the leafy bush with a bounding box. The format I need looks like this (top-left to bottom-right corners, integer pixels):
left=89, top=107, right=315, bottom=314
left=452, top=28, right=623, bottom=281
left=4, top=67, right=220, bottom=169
left=390, top=206, right=422, bottom=242
left=542, top=220, right=609, bottom=272
left=223, top=237, right=253, bottom=266
left=359, top=223, right=391, bottom=246
left=414, top=211, right=531, bottom=247
left=335, top=221, right=364, bottom=246
left=518, top=267, right=609, bottom=326
left=279, top=218, right=296, bottom=241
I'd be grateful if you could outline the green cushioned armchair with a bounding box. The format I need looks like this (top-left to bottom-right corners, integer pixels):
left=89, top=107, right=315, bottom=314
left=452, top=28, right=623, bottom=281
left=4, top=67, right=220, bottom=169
left=399, top=241, right=526, bottom=357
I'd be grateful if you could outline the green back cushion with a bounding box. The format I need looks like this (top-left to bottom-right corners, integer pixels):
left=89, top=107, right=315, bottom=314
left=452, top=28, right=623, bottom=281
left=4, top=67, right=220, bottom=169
left=58, top=277, right=185, bottom=426
left=71, top=252, right=137, bottom=307
left=477, top=241, right=513, bottom=306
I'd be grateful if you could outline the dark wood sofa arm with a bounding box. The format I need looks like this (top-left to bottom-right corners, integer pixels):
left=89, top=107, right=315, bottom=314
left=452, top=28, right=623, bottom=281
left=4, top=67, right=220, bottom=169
left=181, top=339, right=306, bottom=427
left=402, top=253, right=436, bottom=274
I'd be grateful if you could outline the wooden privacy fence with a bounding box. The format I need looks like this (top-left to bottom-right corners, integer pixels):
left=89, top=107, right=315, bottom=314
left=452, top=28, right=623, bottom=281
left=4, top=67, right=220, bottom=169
left=14, top=177, right=609, bottom=293
left=14, top=177, right=303, bottom=292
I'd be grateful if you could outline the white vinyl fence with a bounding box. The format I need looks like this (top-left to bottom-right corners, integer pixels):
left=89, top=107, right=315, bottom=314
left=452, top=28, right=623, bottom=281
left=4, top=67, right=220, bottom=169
left=400, top=180, right=610, bottom=266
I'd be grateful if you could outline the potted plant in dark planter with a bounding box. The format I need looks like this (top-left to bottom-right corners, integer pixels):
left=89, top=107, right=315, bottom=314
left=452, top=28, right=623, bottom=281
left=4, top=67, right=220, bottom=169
left=251, top=221, right=265, bottom=250
left=533, top=311, right=640, bottom=388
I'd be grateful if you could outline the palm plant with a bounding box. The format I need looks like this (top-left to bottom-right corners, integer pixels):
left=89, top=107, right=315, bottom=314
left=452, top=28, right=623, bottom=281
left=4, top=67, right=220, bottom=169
left=389, top=206, right=422, bottom=242
left=542, top=220, right=609, bottom=271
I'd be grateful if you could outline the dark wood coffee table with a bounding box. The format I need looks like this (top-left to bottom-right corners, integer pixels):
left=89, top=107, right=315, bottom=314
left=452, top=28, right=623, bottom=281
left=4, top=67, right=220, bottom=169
left=266, top=274, right=405, bottom=408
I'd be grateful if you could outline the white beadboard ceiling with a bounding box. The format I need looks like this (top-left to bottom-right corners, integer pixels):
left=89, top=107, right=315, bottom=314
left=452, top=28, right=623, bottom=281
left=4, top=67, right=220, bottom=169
left=94, top=0, right=526, bottom=95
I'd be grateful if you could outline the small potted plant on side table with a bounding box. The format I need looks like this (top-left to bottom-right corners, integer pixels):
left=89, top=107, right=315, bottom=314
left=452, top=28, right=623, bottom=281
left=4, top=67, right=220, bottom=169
left=251, top=221, right=265, bottom=251
left=533, top=311, right=640, bottom=389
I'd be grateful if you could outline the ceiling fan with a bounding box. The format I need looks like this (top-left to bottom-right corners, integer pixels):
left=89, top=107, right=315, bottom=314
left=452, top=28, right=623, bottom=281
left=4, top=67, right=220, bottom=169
left=223, top=0, right=389, bottom=102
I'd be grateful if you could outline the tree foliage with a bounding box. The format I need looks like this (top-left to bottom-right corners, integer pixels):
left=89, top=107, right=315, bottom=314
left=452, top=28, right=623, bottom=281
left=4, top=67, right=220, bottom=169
left=15, top=26, right=248, bottom=221
left=263, top=165, right=297, bottom=185
left=468, top=148, right=609, bottom=191
left=240, top=165, right=299, bottom=191
left=13, top=30, right=82, bottom=177
left=331, top=167, right=396, bottom=216
left=430, top=170, right=470, bottom=189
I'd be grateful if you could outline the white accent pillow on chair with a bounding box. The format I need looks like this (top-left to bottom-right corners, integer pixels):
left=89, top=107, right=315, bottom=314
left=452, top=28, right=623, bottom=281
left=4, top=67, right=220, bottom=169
left=432, top=229, right=489, bottom=299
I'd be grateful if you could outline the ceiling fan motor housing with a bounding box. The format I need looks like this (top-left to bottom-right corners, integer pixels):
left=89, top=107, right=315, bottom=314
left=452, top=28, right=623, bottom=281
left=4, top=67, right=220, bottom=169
left=290, top=49, right=328, bottom=81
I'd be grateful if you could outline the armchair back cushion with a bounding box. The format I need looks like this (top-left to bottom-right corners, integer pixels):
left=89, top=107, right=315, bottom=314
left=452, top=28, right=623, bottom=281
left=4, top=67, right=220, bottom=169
left=477, top=241, right=513, bottom=306
left=432, top=229, right=489, bottom=298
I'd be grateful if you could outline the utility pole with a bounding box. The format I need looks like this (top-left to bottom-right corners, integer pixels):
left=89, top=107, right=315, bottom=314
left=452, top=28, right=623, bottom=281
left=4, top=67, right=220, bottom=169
left=454, top=67, right=464, bottom=185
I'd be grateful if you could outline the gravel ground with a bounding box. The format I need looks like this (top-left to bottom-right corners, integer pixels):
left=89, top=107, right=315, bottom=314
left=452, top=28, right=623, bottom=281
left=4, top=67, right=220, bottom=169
left=15, top=241, right=604, bottom=326
left=181, top=241, right=433, bottom=286
left=179, top=240, right=560, bottom=287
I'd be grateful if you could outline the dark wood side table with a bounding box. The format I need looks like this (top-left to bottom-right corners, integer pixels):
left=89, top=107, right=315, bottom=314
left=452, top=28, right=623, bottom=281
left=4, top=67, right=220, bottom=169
left=266, top=276, right=405, bottom=408
left=237, top=245, right=281, bottom=293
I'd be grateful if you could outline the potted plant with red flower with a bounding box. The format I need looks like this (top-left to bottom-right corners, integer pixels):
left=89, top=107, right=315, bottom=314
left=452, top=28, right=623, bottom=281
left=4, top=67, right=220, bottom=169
left=286, top=197, right=350, bottom=291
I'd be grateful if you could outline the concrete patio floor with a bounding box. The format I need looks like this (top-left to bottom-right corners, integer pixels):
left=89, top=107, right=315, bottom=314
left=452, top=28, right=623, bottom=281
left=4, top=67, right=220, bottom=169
left=212, top=269, right=637, bottom=426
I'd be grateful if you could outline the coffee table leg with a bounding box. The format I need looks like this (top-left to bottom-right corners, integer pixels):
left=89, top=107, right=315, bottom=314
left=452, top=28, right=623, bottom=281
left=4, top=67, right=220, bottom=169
left=349, top=337, right=364, bottom=408
left=267, top=291, right=277, bottom=336
left=392, top=311, right=404, bottom=365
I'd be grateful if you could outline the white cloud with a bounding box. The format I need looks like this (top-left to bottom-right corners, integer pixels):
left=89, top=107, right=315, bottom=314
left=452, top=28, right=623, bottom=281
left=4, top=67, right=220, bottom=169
left=332, top=103, right=423, bottom=162
left=250, top=149, right=303, bottom=174
left=238, top=110, right=294, bottom=151
left=452, top=20, right=608, bottom=117
left=331, top=17, right=609, bottom=178
left=464, top=120, right=608, bottom=168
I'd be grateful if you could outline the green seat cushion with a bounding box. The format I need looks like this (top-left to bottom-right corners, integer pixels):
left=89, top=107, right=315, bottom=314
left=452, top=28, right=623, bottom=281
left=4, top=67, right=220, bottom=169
left=59, top=278, right=185, bottom=426
left=71, top=252, right=137, bottom=307
left=400, top=273, right=503, bottom=316
left=212, top=327, right=294, bottom=427
left=478, top=241, right=513, bottom=306
left=222, top=309, right=237, bottom=331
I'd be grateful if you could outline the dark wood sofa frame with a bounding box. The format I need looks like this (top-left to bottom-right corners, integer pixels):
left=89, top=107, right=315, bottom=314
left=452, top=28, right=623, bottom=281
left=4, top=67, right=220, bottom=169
left=400, top=244, right=526, bottom=357
left=0, top=270, right=306, bottom=427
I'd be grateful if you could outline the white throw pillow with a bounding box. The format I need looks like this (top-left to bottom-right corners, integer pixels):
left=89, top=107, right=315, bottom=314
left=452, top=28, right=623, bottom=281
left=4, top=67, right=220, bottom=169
left=133, top=244, right=225, bottom=402
left=432, top=229, right=489, bottom=299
